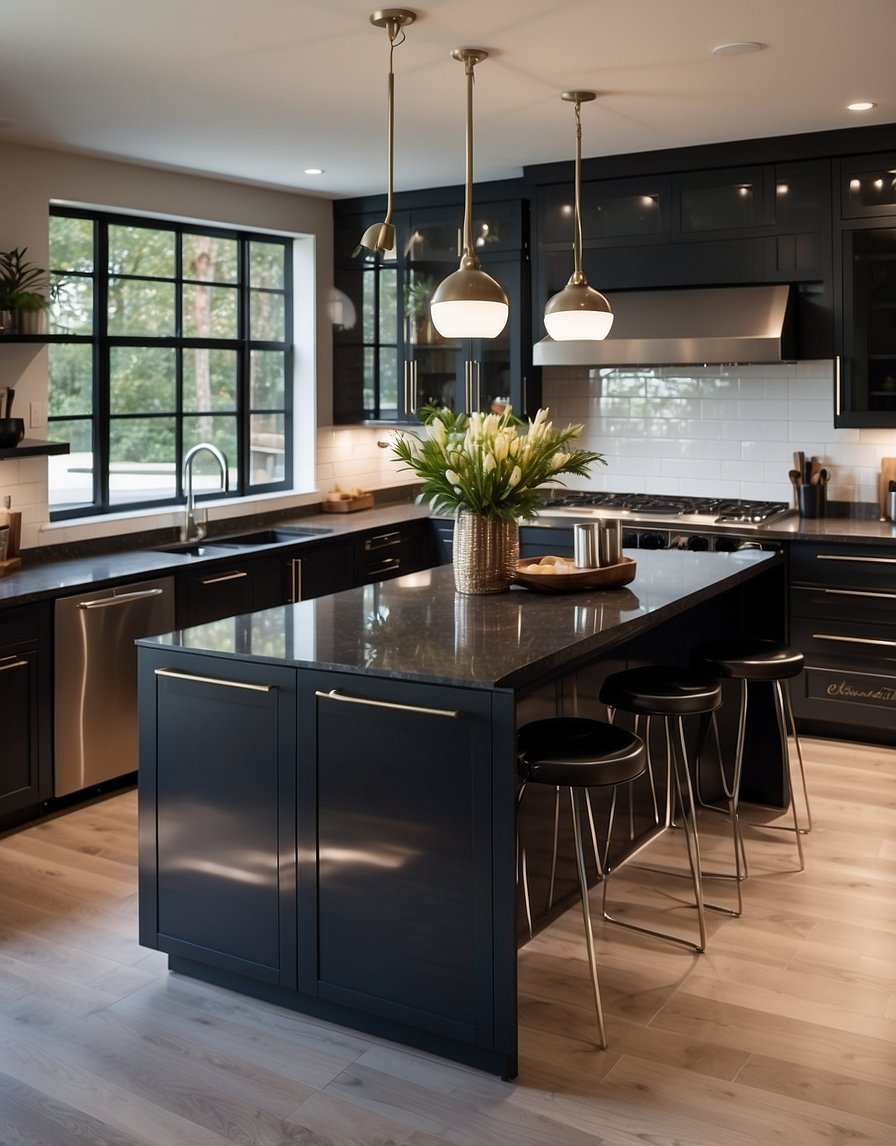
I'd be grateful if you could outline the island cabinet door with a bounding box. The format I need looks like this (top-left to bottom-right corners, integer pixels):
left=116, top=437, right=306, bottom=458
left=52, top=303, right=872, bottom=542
left=297, top=672, right=501, bottom=1052
left=138, top=648, right=298, bottom=988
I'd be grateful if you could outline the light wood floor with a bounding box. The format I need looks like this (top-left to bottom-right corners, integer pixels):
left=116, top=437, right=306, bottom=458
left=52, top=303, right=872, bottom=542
left=0, top=736, right=893, bottom=1145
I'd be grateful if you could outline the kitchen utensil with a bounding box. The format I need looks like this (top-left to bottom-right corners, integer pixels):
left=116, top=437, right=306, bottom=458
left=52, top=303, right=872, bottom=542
left=793, top=450, right=805, bottom=482
left=5, top=388, right=14, bottom=417
left=573, top=522, right=600, bottom=568
left=879, top=457, right=896, bottom=520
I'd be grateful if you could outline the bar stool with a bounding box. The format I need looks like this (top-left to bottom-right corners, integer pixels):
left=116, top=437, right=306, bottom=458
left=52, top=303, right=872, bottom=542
left=517, top=716, right=645, bottom=1049
left=691, top=637, right=809, bottom=902
left=598, top=665, right=726, bottom=951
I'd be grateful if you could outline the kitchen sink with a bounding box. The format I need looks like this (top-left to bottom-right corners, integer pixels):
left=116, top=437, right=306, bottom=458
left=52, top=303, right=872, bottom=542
left=153, top=525, right=332, bottom=557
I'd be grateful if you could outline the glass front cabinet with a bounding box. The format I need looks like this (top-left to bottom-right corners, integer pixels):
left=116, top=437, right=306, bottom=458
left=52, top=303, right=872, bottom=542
left=835, top=153, right=896, bottom=428
left=333, top=196, right=534, bottom=424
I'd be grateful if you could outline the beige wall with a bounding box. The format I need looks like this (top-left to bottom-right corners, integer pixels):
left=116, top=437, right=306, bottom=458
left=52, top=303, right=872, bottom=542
left=0, top=140, right=340, bottom=548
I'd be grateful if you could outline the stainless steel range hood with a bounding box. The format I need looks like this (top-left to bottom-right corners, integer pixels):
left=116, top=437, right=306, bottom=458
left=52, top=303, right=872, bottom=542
left=533, top=284, right=796, bottom=368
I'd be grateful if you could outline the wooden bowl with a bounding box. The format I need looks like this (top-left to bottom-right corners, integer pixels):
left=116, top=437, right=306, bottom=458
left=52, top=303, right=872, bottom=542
left=513, top=555, right=637, bottom=593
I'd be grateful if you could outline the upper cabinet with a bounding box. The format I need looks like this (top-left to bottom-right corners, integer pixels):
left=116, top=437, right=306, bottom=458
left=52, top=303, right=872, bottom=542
left=835, top=152, right=896, bottom=428
left=333, top=191, right=536, bottom=425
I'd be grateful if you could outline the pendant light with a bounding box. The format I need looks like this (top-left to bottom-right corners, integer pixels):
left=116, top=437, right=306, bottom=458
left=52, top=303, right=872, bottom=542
left=355, top=9, right=416, bottom=258
left=430, top=49, right=509, bottom=339
left=543, top=92, right=614, bottom=341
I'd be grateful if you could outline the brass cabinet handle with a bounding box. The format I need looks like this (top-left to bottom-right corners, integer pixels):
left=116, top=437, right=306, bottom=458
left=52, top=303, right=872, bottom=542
left=834, top=354, right=842, bottom=418
left=199, top=570, right=249, bottom=585
left=315, top=688, right=459, bottom=719
left=0, top=656, right=28, bottom=673
left=155, top=668, right=273, bottom=693
left=364, top=531, right=400, bottom=552
left=811, top=634, right=896, bottom=648
left=822, top=587, right=896, bottom=601
left=290, top=557, right=302, bottom=603
left=815, top=554, right=896, bottom=565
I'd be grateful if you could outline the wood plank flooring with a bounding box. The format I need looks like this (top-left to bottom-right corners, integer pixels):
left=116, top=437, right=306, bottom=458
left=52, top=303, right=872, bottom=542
left=0, top=736, right=893, bottom=1145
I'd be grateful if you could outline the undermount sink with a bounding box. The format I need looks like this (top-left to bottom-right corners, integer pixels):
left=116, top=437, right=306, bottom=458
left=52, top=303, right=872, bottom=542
left=154, top=525, right=332, bottom=557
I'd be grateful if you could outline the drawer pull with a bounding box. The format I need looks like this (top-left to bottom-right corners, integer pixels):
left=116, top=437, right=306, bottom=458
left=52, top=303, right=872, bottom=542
left=823, top=588, right=896, bottom=601
left=815, top=554, right=896, bottom=565
left=812, top=633, right=896, bottom=649
left=0, top=656, right=28, bottom=673
left=155, top=668, right=274, bottom=693
left=315, top=688, right=459, bottom=719
left=364, top=532, right=401, bottom=552
left=199, top=570, right=249, bottom=585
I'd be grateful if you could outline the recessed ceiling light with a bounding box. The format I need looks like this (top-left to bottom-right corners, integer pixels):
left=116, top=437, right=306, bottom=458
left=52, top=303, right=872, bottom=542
left=711, top=42, right=765, bottom=57
left=304, top=167, right=324, bottom=176
left=846, top=101, right=877, bottom=112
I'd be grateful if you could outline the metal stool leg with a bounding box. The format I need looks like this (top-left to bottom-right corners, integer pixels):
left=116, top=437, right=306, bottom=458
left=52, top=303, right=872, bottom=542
left=781, top=678, right=812, bottom=832
left=569, top=787, right=607, bottom=1049
left=771, top=680, right=806, bottom=870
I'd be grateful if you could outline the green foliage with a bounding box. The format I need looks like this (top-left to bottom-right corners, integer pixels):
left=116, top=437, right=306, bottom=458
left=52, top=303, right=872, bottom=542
left=391, top=405, right=605, bottom=521
left=0, top=247, right=49, bottom=309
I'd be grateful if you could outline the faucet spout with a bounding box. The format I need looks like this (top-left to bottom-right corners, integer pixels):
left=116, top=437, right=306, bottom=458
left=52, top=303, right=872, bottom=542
left=182, top=442, right=228, bottom=541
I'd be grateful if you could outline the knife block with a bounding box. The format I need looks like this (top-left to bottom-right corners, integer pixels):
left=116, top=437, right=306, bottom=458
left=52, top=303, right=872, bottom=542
left=0, top=507, right=22, bottom=575
left=880, top=457, right=896, bottom=520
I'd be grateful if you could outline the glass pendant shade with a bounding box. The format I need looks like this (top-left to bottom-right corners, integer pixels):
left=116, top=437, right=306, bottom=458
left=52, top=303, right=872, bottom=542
left=545, top=91, right=613, bottom=341
left=430, top=262, right=509, bottom=339
left=544, top=278, right=614, bottom=340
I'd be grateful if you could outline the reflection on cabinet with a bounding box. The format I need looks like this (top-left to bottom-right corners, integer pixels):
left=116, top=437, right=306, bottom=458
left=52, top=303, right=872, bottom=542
left=788, top=542, right=896, bottom=744
left=138, top=649, right=297, bottom=986
left=298, top=671, right=496, bottom=1047
left=0, top=603, right=51, bottom=825
left=835, top=153, right=896, bottom=427
left=334, top=189, right=535, bottom=423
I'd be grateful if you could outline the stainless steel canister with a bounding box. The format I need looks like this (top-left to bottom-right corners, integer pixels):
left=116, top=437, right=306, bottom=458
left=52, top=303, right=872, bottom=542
left=598, top=518, right=623, bottom=566
left=573, top=522, right=600, bottom=568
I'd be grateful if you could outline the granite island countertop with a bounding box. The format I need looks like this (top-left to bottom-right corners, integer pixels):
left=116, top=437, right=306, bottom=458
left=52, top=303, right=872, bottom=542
left=143, top=547, right=782, bottom=692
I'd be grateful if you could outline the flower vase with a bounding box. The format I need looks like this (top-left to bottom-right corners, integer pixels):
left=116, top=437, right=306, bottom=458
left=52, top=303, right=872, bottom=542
left=453, top=511, right=519, bottom=594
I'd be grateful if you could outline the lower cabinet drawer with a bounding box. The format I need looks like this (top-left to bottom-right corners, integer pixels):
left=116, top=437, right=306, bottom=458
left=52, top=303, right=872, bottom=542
left=790, top=615, right=896, bottom=663
left=793, top=662, right=896, bottom=734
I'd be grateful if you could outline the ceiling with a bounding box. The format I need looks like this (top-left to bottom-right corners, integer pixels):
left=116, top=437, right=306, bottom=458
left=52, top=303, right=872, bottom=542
left=1, top=0, right=893, bottom=200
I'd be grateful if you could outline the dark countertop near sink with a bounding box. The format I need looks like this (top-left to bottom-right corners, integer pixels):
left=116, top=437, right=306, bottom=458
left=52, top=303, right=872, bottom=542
left=0, top=503, right=431, bottom=608
left=141, top=548, right=781, bottom=692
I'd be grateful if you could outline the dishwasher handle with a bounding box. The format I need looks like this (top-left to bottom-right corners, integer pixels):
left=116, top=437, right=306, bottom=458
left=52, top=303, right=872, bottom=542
left=76, top=588, right=165, bottom=610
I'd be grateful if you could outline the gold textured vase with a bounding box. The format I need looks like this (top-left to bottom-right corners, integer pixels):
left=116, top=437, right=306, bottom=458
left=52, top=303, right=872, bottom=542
left=453, top=511, right=520, bottom=594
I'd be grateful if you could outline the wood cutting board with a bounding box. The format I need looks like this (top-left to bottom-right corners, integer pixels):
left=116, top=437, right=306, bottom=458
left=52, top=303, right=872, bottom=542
left=879, top=457, right=896, bottom=520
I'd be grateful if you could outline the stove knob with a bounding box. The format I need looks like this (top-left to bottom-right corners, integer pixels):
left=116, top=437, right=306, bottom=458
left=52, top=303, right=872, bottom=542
left=685, top=534, right=710, bottom=551
left=622, top=530, right=639, bottom=548
left=639, top=532, right=666, bottom=550
left=713, top=536, right=740, bottom=552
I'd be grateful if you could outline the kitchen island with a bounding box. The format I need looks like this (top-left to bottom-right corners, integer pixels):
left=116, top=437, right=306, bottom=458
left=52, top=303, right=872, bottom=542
left=137, top=548, right=783, bottom=1079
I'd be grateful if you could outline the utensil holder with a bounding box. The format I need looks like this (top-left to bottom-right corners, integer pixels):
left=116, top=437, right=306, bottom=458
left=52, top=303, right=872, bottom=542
left=798, top=483, right=826, bottom=519
left=598, top=518, right=623, bottom=566
left=574, top=522, right=600, bottom=568
left=888, top=489, right=896, bottom=522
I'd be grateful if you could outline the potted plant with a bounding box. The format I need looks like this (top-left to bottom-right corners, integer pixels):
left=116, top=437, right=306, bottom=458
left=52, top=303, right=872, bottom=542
left=0, top=248, right=49, bottom=335
left=404, top=275, right=438, bottom=344
left=390, top=404, right=605, bottom=593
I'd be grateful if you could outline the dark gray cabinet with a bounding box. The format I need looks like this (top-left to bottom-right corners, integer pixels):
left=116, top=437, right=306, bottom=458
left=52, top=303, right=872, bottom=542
left=138, top=648, right=297, bottom=986
left=834, top=152, right=896, bottom=427
left=297, top=671, right=497, bottom=1047
left=788, top=542, right=896, bottom=743
left=334, top=192, right=535, bottom=423
left=0, top=604, right=51, bottom=825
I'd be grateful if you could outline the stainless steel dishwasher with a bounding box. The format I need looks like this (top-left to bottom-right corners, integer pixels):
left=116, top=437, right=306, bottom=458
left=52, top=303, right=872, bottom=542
left=54, top=575, right=176, bottom=797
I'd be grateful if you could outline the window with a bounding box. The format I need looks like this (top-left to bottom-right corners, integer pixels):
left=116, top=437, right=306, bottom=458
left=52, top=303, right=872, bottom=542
left=47, top=208, right=293, bottom=518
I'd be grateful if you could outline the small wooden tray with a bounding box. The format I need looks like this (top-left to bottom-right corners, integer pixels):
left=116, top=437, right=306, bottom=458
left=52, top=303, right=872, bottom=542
left=513, top=555, right=637, bottom=593
left=321, top=493, right=375, bottom=514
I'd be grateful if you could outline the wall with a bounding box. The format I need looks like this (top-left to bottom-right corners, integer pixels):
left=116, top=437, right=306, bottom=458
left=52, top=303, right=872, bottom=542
left=540, top=361, right=896, bottom=507
left=0, top=140, right=335, bottom=550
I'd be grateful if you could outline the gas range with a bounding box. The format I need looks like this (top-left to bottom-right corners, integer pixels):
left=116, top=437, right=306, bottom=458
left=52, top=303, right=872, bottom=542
left=534, top=490, right=793, bottom=552
left=537, top=490, right=793, bottom=529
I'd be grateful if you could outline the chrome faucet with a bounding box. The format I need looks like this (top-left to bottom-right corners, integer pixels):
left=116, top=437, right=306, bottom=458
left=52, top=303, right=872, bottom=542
left=182, top=442, right=228, bottom=541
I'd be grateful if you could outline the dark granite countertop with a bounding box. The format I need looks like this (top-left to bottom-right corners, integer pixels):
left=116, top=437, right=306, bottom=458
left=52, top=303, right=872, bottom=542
left=0, top=503, right=431, bottom=608
left=142, top=548, right=781, bottom=691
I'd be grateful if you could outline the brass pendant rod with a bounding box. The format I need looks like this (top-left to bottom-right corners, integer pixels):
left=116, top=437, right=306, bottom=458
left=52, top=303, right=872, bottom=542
left=451, top=48, right=488, bottom=268
left=573, top=99, right=583, bottom=277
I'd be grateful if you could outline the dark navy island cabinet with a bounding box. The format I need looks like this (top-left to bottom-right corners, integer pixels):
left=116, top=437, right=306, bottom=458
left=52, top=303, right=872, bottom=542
left=138, top=650, right=298, bottom=988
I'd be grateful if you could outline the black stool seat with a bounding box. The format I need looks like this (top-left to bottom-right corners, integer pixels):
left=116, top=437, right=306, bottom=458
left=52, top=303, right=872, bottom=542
left=518, top=717, right=646, bottom=788
left=693, top=637, right=804, bottom=682
left=599, top=665, right=722, bottom=716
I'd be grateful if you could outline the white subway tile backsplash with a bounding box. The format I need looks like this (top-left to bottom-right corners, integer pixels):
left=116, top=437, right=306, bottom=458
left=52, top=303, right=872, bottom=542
left=541, top=362, right=894, bottom=504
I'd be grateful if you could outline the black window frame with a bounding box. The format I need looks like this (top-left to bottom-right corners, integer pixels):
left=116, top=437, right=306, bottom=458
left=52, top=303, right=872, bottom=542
left=47, top=206, right=294, bottom=521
